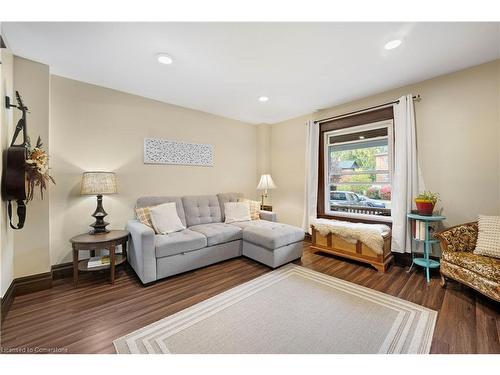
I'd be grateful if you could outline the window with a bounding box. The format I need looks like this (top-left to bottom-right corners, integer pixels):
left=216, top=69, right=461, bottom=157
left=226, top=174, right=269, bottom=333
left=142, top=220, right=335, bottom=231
left=323, top=120, right=393, bottom=221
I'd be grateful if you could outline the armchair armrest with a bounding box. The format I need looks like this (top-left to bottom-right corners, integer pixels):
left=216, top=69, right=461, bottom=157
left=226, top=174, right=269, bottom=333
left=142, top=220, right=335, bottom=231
left=435, top=221, right=478, bottom=254
left=126, top=219, right=157, bottom=284
left=259, top=210, right=277, bottom=222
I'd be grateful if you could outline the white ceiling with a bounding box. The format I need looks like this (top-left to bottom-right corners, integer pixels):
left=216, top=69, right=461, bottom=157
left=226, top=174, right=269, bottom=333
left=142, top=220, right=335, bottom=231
left=3, top=22, right=499, bottom=124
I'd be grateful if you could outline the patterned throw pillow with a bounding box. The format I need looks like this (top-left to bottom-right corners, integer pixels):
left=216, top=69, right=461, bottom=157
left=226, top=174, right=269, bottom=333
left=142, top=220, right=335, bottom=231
left=238, top=198, right=260, bottom=220
left=474, top=215, right=500, bottom=259
left=135, top=207, right=155, bottom=230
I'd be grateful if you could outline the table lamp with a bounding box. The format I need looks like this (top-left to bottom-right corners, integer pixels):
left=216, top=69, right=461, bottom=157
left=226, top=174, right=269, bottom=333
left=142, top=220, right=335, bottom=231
left=257, top=174, right=276, bottom=208
left=80, top=171, right=117, bottom=234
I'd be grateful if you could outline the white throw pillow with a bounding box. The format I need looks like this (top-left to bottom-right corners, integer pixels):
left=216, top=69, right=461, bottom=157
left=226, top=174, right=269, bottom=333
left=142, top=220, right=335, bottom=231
left=474, top=215, right=500, bottom=259
left=149, top=202, right=186, bottom=234
left=238, top=198, right=261, bottom=220
left=224, top=202, right=251, bottom=224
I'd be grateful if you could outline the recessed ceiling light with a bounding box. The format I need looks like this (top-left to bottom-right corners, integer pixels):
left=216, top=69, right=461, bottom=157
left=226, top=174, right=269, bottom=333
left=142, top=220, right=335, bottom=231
left=384, top=39, right=402, bottom=50
left=359, top=136, right=365, bottom=139
left=258, top=96, right=269, bottom=102
left=157, top=53, right=173, bottom=65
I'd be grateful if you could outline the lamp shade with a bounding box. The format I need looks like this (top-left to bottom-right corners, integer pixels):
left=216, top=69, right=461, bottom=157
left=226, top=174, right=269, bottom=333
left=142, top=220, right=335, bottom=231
left=257, top=174, right=277, bottom=190
left=80, top=172, right=117, bottom=195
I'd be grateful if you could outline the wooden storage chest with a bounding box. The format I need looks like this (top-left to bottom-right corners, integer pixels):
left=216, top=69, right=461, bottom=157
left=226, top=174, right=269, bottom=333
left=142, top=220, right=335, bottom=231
left=311, top=225, right=393, bottom=272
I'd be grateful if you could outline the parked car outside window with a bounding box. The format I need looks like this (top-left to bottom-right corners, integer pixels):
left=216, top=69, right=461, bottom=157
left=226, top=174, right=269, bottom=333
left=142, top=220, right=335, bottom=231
left=330, top=191, right=385, bottom=208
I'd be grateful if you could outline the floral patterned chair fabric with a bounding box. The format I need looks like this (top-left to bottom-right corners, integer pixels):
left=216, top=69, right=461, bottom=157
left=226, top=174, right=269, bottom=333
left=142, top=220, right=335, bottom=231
left=435, top=222, right=500, bottom=302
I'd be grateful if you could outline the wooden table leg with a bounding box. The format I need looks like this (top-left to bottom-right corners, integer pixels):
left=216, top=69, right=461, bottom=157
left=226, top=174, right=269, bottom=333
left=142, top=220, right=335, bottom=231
left=110, top=245, right=116, bottom=285
left=122, top=241, right=127, bottom=259
left=73, top=246, right=78, bottom=288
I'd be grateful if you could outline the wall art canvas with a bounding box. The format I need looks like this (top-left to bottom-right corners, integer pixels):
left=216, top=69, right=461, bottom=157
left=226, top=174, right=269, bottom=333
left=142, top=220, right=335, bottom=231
left=144, top=138, right=214, bottom=167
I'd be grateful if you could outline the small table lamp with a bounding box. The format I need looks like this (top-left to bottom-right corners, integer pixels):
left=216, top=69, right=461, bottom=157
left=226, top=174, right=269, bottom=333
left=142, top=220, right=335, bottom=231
left=257, top=174, right=276, bottom=208
left=80, top=171, right=117, bottom=234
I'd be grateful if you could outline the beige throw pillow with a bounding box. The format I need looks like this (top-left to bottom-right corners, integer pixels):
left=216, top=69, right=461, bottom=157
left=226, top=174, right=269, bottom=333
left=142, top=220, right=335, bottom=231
left=474, top=215, right=500, bottom=259
left=224, top=202, right=251, bottom=224
left=135, top=207, right=154, bottom=229
left=238, top=198, right=260, bottom=220
left=149, top=202, right=186, bottom=235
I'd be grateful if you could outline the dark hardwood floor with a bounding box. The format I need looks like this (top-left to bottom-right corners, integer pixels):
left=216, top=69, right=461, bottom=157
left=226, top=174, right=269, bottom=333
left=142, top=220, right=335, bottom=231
left=1, top=241, right=499, bottom=354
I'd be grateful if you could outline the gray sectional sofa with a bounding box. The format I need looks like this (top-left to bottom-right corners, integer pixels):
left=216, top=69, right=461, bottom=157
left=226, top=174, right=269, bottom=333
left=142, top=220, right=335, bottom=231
left=126, top=193, right=305, bottom=284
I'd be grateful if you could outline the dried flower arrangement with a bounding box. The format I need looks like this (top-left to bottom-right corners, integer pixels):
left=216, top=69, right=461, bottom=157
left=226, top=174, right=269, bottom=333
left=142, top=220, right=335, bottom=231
left=25, top=136, right=55, bottom=201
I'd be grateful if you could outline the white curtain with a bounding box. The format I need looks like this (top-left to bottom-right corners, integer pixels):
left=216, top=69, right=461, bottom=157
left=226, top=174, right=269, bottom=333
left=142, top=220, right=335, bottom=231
left=391, top=94, right=424, bottom=253
left=302, top=120, right=319, bottom=233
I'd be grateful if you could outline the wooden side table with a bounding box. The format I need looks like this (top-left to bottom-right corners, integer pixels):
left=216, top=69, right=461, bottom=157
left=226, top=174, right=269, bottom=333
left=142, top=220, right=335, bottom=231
left=70, top=230, right=129, bottom=287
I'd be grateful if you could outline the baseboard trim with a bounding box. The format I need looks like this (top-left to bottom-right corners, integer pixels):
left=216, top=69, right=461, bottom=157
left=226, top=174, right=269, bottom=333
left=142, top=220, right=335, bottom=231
left=393, top=253, right=412, bottom=267
left=14, top=272, right=53, bottom=296
left=0, top=262, right=72, bottom=321
left=51, top=262, right=73, bottom=280
left=1, top=271, right=52, bottom=322
left=1, top=281, right=16, bottom=322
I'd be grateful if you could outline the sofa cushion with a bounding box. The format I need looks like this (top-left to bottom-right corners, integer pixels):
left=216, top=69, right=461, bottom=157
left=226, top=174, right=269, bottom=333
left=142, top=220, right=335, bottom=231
left=182, top=195, right=222, bottom=227
left=137, top=196, right=186, bottom=227
left=217, top=192, right=244, bottom=221
left=442, top=251, right=500, bottom=281
left=242, top=221, right=305, bottom=250
left=155, top=229, right=207, bottom=258
left=189, top=223, right=243, bottom=246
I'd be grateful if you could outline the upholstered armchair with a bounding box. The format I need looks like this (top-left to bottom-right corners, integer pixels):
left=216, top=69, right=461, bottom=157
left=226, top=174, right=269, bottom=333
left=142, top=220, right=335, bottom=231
left=435, top=222, right=500, bottom=302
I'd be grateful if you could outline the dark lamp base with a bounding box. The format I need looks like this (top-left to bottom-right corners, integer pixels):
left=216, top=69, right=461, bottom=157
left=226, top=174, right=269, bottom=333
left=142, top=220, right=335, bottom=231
left=90, top=194, right=110, bottom=235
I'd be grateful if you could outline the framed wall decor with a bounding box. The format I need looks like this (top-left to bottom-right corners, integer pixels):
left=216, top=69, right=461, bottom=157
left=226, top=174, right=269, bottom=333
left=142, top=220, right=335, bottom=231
left=144, top=138, right=214, bottom=167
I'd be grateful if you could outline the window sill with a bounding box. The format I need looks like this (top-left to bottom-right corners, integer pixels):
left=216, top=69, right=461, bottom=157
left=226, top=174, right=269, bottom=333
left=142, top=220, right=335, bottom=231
left=322, top=211, right=393, bottom=224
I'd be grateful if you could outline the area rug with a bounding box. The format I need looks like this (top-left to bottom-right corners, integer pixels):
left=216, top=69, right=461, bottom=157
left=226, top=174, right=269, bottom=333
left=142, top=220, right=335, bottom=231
left=114, top=264, right=437, bottom=354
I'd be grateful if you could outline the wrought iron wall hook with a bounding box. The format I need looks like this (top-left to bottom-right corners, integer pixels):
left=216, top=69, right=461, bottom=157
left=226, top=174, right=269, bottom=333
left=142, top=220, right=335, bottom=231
left=5, top=95, right=17, bottom=109
left=5, top=95, right=29, bottom=112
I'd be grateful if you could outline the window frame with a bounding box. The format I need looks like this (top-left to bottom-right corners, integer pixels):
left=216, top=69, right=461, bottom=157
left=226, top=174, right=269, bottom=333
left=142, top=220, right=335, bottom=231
left=316, top=106, right=394, bottom=225
left=324, top=120, right=393, bottom=222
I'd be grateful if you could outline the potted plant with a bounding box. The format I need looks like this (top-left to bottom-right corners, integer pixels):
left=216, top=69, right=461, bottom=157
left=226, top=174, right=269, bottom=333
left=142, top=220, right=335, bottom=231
left=415, top=191, right=440, bottom=216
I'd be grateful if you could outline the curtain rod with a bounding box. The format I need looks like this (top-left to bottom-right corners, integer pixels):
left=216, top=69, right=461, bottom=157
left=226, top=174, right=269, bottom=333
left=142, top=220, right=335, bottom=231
left=314, top=94, right=421, bottom=124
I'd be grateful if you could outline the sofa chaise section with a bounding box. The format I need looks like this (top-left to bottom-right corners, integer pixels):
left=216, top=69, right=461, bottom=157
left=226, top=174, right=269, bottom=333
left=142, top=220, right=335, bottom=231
left=216, top=192, right=305, bottom=267
left=238, top=220, right=305, bottom=268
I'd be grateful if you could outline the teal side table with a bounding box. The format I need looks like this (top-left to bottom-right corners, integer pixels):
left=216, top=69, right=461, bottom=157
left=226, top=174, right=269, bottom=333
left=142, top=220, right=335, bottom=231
left=407, top=213, right=446, bottom=283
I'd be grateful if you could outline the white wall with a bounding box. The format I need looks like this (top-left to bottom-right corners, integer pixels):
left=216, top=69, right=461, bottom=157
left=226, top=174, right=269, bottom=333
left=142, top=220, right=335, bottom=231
left=13, top=56, right=51, bottom=278
left=256, top=124, right=271, bottom=176
left=271, top=60, right=500, bottom=228
left=270, top=114, right=311, bottom=226
left=49, top=76, right=259, bottom=264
